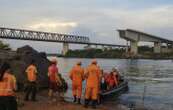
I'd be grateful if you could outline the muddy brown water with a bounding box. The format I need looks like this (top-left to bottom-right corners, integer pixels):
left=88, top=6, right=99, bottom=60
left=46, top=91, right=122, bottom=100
left=47, top=58, right=173, bottom=110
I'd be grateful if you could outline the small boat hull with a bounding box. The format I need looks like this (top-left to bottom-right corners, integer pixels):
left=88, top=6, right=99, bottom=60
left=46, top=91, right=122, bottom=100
left=100, top=80, right=129, bottom=99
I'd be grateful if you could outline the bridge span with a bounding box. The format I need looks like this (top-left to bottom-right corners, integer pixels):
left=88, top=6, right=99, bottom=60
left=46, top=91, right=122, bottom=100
left=0, top=27, right=126, bottom=55
left=118, top=29, right=173, bottom=55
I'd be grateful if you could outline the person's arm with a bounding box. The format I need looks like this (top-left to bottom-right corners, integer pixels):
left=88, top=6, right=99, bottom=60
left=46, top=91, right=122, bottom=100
left=81, top=68, right=85, bottom=81
left=48, top=67, right=51, bottom=77
left=56, top=73, right=62, bottom=85
left=34, top=66, right=38, bottom=74
left=84, top=66, right=90, bottom=79
left=12, top=75, right=17, bottom=91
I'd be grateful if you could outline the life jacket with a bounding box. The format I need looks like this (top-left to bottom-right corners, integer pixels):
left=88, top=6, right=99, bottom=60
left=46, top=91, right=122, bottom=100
left=107, top=74, right=117, bottom=86
left=26, top=64, right=37, bottom=82
left=0, top=73, right=16, bottom=96
left=48, top=64, right=58, bottom=82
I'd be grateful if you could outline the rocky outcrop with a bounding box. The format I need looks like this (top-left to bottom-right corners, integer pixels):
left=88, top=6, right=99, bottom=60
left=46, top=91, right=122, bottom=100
left=0, top=45, right=51, bottom=89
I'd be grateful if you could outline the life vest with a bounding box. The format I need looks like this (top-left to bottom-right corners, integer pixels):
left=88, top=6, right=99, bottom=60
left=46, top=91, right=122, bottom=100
left=48, top=64, right=58, bottom=82
left=0, top=73, right=16, bottom=96
left=107, top=74, right=117, bottom=86
left=26, top=65, right=37, bottom=82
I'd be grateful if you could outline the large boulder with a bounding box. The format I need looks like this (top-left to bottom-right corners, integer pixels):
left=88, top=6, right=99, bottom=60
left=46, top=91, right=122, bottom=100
left=16, top=45, right=51, bottom=88
left=0, top=45, right=51, bottom=90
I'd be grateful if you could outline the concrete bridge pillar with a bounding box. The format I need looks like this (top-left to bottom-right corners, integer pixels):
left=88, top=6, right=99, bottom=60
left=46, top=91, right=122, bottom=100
left=154, top=42, right=161, bottom=53
left=126, top=41, right=129, bottom=53
left=101, top=45, right=105, bottom=51
left=62, top=42, right=69, bottom=55
left=130, top=41, right=138, bottom=55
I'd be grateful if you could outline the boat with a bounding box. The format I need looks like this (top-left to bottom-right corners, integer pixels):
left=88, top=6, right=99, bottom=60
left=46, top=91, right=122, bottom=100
left=100, top=78, right=129, bottom=99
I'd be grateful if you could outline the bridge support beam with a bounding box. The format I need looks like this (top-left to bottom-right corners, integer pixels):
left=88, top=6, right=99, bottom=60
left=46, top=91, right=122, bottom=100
left=126, top=41, right=129, bottom=53
left=62, top=43, right=69, bottom=55
left=130, top=41, right=138, bottom=55
left=154, top=42, right=161, bottom=53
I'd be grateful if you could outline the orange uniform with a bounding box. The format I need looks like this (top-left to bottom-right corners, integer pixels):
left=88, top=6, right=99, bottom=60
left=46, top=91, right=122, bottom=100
left=0, top=73, right=16, bottom=96
left=69, top=65, right=84, bottom=98
left=85, top=64, right=101, bottom=100
left=25, top=64, right=37, bottom=82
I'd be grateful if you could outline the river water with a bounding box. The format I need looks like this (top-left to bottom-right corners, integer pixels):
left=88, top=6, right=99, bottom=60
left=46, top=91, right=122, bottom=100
left=49, top=57, right=173, bottom=110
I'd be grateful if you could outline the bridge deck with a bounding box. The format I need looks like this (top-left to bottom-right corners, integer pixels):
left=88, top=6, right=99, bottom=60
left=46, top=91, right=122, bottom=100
left=0, top=27, right=126, bottom=47
left=118, top=29, right=173, bottom=44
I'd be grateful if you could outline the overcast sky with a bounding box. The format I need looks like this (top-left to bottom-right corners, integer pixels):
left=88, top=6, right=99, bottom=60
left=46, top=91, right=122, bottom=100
left=0, top=0, right=173, bottom=53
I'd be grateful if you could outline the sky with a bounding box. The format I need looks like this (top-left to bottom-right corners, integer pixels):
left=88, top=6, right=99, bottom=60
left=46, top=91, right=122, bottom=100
left=0, top=0, right=173, bottom=53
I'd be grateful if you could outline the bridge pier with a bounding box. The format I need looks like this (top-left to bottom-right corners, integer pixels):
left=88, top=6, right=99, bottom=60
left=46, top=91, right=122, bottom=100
left=154, top=42, right=161, bottom=53
left=62, top=43, right=69, bottom=55
left=126, top=41, right=129, bottom=53
left=130, top=41, right=138, bottom=55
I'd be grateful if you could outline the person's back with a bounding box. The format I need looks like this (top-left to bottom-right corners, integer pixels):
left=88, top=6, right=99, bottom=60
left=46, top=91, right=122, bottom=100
left=70, top=65, right=84, bottom=85
left=48, top=64, right=58, bottom=83
left=69, top=62, right=84, bottom=104
left=86, top=64, right=100, bottom=88
left=84, top=59, right=101, bottom=109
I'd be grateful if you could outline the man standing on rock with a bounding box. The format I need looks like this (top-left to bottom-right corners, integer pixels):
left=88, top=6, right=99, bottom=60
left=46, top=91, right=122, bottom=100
left=24, top=60, right=38, bottom=101
left=69, top=61, right=84, bottom=104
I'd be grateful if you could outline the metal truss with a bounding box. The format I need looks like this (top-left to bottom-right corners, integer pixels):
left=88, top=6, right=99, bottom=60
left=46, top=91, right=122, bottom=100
left=0, top=27, right=90, bottom=44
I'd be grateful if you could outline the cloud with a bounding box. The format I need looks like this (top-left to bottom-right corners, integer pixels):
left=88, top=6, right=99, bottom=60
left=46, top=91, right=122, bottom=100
left=27, top=19, right=78, bottom=33
left=0, top=1, right=173, bottom=53
left=104, top=5, right=173, bottom=30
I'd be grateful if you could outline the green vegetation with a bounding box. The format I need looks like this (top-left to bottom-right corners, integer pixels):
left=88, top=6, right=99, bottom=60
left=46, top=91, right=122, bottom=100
left=64, top=46, right=173, bottom=59
left=65, top=48, right=126, bottom=58
left=0, top=41, right=11, bottom=50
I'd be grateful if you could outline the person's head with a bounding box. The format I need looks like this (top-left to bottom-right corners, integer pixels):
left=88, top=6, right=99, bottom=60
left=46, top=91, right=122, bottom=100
left=0, top=62, right=11, bottom=81
left=51, top=57, right=57, bottom=65
left=91, top=59, right=97, bottom=65
left=110, top=72, right=114, bottom=76
left=112, top=67, right=117, bottom=72
left=76, top=61, right=82, bottom=66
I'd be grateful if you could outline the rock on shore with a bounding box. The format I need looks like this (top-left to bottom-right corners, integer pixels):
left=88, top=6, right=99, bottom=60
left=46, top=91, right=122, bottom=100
left=0, top=45, right=51, bottom=89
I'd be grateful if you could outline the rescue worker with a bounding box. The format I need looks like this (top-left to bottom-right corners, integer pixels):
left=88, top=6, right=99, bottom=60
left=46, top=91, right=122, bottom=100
left=0, top=62, right=17, bottom=110
left=69, top=61, right=84, bottom=104
left=107, top=72, right=118, bottom=90
left=112, top=68, right=120, bottom=84
left=48, top=58, right=62, bottom=100
left=84, top=59, right=101, bottom=109
left=24, top=60, right=38, bottom=101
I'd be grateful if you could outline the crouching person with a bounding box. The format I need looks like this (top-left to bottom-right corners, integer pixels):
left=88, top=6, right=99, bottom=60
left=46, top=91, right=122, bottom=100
left=0, top=62, right=18, bottom=110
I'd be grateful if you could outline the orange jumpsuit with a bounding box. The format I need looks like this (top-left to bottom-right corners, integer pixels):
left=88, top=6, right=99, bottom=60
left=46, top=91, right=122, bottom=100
left=85, top=64, right=101, bottom=100
left=69, top=65, right=84, bottom=98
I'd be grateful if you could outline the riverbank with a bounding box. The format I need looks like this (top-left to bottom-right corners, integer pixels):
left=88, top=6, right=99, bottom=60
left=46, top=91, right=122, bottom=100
left=62, top=48, right=173, bottom=59
left=17, top=90, right=129, bottom=110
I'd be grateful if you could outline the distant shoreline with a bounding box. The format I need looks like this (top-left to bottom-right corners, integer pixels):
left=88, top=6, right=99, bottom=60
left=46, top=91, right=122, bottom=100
left=47, top=55, right=173, bottom=60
